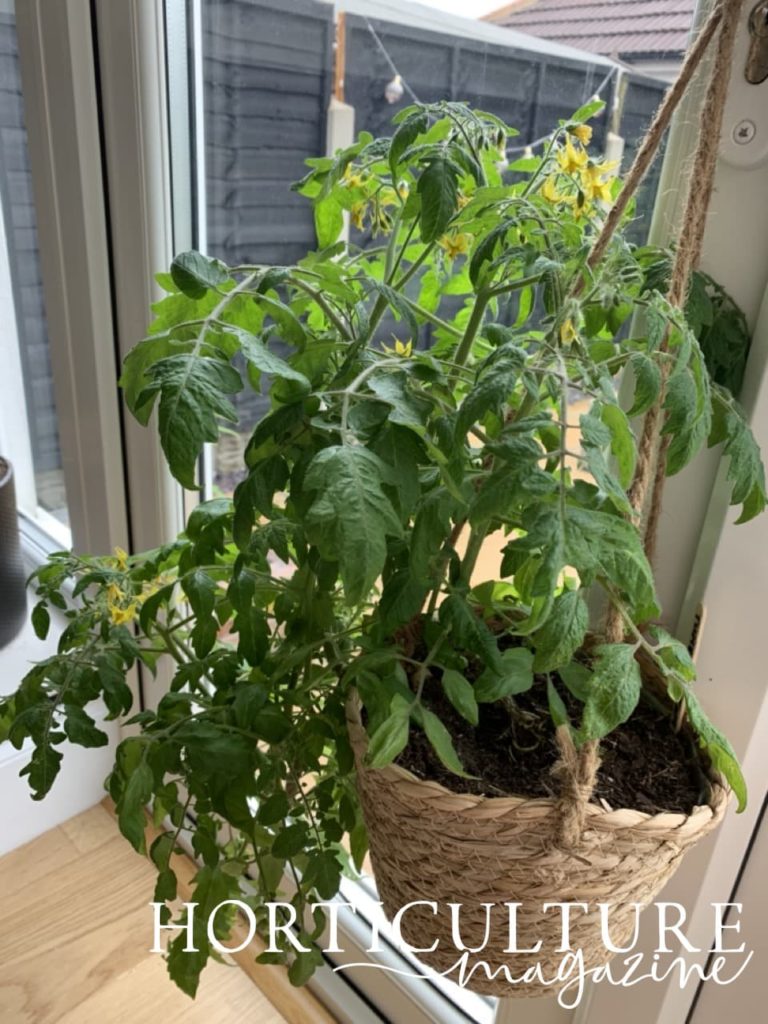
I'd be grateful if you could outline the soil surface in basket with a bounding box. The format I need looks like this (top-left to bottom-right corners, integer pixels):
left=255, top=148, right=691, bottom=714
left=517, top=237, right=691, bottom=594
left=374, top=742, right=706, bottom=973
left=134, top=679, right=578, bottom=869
left=396, top=659, right=707, bottom=815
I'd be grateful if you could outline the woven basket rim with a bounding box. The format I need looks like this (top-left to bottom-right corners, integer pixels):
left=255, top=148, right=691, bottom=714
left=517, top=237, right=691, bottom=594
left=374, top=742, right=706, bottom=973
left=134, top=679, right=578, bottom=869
left=347, top=695, right=730, bottom=834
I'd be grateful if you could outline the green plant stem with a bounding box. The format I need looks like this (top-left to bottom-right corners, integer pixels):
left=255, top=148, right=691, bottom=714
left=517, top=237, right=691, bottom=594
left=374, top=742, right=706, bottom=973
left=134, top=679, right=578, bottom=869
left=288, top=276, right=353, bottom=341
left=450, top=289, right=491, bottom=378
left=460, top=524, right=487, bottom=585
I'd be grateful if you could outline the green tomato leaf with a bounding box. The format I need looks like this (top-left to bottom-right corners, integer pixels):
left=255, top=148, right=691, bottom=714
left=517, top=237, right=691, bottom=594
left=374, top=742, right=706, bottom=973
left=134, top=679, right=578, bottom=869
left=63, top=705, right=109, bottom=748
left=390, top=109, right=428, bottom=178
left=117, top=757, right=154, bottom=853
left=628, top=353, right=661, bottom=417
left=366, top=695, right=411, bottom=769
left=441, top=669, right=479, bottom=726
left=31, top=602, right=50, bottom=641
left=533, top=590, right=589, bottom=673
left=576, top=644, right=642, bottom=745
left=314, top=194, right=344, bottom=249
left=170, top=250, right=229, bottom=298
left=418, top=156, right=459, bottom=243
left=304, top=446, right=402, bottom=605
left=684, top=689, right=746, bottom=812
left=142, top=354, right=242, bottom=489
left=417, top=705, right=470, bottom=777
left=475, top=647, right=534, bottom=702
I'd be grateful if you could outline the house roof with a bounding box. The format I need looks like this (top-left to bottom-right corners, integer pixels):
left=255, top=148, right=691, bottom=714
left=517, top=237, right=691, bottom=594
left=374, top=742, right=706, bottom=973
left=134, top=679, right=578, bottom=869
left=484, top=0, right=697, bottom=60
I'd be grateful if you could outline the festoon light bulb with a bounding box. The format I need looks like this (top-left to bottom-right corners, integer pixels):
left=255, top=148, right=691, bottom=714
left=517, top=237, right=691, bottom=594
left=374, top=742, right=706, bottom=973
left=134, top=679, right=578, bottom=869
left=384, top=74, right=404, bottom=104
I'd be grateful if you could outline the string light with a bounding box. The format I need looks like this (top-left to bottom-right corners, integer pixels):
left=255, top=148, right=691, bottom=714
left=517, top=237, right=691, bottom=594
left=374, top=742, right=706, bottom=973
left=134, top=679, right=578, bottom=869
left=365, top=20, right=421, bottom=103
left=363, top=18, right=619, bottom=161
left=506, top=66, right=618, bottom=156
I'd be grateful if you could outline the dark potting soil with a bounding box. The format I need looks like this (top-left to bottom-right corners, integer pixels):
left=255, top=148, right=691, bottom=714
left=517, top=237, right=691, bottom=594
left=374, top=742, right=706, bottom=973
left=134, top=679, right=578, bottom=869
left=396, top=652, right=709, bottom=816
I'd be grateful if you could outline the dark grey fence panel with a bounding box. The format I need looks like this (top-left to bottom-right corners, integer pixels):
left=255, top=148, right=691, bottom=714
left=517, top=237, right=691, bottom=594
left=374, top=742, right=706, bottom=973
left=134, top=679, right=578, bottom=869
left=203, top=0, right=334, bottom=269
left=345, top=14, right=612, bottom=152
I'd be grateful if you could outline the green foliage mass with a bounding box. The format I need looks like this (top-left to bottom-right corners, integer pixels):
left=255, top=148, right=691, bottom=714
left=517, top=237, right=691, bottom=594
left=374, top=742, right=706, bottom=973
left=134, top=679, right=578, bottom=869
left=0, top=101, right=762, bottom=995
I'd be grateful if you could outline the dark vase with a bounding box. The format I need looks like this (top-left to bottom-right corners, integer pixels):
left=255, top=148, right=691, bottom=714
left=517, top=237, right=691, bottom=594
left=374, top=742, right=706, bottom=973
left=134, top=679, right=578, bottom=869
left=0, top=457, right=27, bottom=648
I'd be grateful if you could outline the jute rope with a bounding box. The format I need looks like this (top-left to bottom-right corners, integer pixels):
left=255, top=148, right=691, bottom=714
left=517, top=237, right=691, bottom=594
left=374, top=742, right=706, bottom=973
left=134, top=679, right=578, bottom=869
left=557, top=0, right=744, bottom=845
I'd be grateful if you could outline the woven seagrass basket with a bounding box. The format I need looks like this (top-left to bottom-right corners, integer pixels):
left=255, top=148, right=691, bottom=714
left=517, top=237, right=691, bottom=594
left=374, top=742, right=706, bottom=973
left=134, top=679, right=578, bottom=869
left=347, top=696, right=728, bottom=998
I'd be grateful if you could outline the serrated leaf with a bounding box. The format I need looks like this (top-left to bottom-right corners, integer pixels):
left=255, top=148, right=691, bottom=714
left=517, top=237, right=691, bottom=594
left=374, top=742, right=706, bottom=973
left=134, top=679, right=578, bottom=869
left=236, top=331, right=310, bottom=390
left=366, top=695, right=410, bottom=768
left=441, top=669, right=478, bottom=725
left=171, top=250, right=229, bottom=298
left=167, top=864, right=240, bottom=997
left=304, top=446, right=402, bottom=605
left=368, top=370, right=429, bottom=434
left=580, top=405, right=632, bottom=514
left=600, top=403, right=636, bottom=490
left=390, top=109, right=428, bottom=178
left=475, top=647, right=534, bottom=702
left=547, top=678, right=570, bottom=728
left=314, top=194, right=344, bottom=249
left=379, top=571, right=429, bottom=632
left=303, top=849, right=342, bottom=900
left=63, top=705, right=109, bottom=748
left=31, top=602, right=50, bottom=641
left=117, top=758, right=153, bottom=853
left=577, top=644, right=642, bottom=744
left=418, top=156, right=459, bottom=243
left=570, top=98, right=605, bottom=123
left=533, top=590, right=589, bottom=672
left=368, top=280, right=420, bottom=341
left=145, top=355, right=242, bottom=488
left=684, top=690, right=746, bottom=811
left=559, top=661, right=592, bottom=701
left=628, top=353, right=661, bottom=416
left=439, top=595, right=503, bottom=675
left=417, top=706, right=470, bottom=777
left=709, top=389, right=767, bottom=523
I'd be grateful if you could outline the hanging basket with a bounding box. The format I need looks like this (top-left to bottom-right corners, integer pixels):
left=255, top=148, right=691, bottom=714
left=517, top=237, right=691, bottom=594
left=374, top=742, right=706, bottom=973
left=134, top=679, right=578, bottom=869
left=348, top=695, right=727, bottom=997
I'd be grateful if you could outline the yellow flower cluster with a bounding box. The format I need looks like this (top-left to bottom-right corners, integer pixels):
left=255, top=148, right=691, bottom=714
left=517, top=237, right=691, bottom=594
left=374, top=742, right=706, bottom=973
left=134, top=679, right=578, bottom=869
left=439, top=230, right=472, bottom=260
left=105, top=547, right=173, bottom=627
left=345, top=165, right=407, bottom=237
left=539, top=131, right=617, bottom=220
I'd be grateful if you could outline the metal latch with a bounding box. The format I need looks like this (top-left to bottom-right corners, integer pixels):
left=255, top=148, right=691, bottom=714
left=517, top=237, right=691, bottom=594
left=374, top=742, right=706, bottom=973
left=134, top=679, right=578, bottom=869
left=746, top=0, right=768, bottom=84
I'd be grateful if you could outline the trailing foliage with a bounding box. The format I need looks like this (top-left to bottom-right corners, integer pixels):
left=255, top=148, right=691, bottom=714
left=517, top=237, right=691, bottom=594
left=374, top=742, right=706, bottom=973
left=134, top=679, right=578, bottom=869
left=1, top=101, right=762, bottom=996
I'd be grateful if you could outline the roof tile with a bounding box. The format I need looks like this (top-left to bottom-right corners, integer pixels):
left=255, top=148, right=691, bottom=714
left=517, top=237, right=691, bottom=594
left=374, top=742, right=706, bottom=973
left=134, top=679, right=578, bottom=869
left=485, top=0, right=697, bottom=57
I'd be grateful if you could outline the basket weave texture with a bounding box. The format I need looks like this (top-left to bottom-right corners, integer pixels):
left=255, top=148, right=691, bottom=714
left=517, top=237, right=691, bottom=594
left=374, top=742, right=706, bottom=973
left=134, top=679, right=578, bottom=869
left=348, top=699, right=728, bottom=997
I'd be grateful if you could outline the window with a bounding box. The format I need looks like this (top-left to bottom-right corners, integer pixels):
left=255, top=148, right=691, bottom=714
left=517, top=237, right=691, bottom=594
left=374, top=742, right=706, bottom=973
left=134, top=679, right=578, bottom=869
left=0, top=3, right=69, bottom=544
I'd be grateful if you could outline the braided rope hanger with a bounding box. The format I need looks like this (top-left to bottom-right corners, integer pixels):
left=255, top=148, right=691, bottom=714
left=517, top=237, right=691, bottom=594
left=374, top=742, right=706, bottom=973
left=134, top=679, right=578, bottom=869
left=554, top=0, right=745, bottom=848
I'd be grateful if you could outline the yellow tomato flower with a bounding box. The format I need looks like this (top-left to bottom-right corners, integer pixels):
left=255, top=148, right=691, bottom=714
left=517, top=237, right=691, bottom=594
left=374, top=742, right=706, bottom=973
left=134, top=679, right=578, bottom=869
left=397, top=181, right=410, bottom=199
left=383, top=336, right=413, bottom=357
left=559, top=318, right=578, bottom=345
left=113, top=546, right=128, bottom=570
left=350, top=201, right=367, bottom=231
left=556, top=136, right=588, bottom=174
left=342, top=166, right=366, bottom=189
left=457, top=191, right=471, bottom=210
left=439, top=231, right=471, bottom=259
left=107, top=582, right=124, bottom=605
left=581, top=160, right=618, bottom=203
left=570, top=124, right=593, bottom=146
left=108, top=601, right=138, bottom=626
left=540, top=175, right=566, bottom=204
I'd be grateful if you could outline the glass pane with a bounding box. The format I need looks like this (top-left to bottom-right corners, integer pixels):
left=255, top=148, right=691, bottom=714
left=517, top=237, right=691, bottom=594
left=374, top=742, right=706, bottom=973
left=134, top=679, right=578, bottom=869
left=196, top=0, right=675, bottom=499
left=0, top=2, right=69, bottom=533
